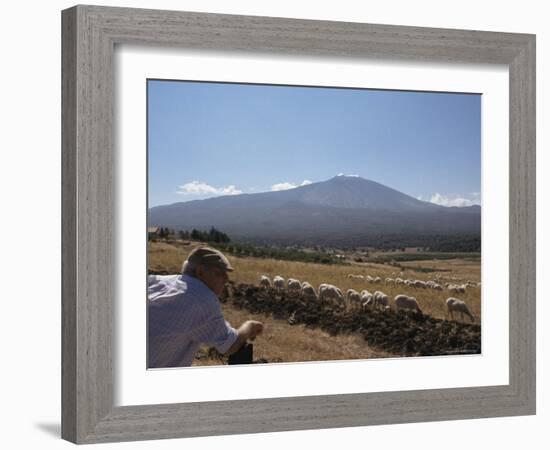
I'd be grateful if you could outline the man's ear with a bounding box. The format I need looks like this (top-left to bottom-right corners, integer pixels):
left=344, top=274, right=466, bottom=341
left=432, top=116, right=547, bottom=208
left=195, top=264, right=206, bottom=278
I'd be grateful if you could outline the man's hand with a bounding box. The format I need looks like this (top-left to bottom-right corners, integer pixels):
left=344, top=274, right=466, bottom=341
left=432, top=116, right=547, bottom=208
left=225, top=320, right=264, bottom=356
left=239, top=320, right=264, bottom=341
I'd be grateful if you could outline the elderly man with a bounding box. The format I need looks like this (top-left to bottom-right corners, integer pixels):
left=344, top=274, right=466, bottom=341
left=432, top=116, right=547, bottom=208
left=148, top=247, right=263, bottom=368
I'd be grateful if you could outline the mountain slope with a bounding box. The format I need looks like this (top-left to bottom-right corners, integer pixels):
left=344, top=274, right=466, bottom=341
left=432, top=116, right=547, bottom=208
left=149, top=176, right=481, bottom=245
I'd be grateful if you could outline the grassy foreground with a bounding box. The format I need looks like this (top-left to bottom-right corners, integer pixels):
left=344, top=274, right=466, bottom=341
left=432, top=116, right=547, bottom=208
left=148, top=240, right=481, bottom=366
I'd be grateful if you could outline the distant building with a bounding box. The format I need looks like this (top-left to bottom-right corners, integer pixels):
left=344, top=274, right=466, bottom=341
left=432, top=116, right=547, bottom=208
left=148, top=227, right=159, bottom=239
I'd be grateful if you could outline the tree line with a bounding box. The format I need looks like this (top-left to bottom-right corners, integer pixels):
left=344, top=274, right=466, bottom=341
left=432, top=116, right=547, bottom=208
left=152, top=226, right=230, bottom=243
left=150, top=226, right=343, bottom=265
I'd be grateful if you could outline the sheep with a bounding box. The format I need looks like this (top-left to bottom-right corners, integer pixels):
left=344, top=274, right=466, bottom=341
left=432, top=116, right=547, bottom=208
left=360, top=289, right=373, bottom=301
left=385, top=277, right=394, bottom=285
left=273, top=275, right=285, bottom=291
left=259, top=275, right=271, bottom=290
left=360, top=289, right=374, bottom=309
left=319, top=283, right=345, bottom=306
left=362, top=297, right=375, bottom=309
left=413, top=280, right=427, bottom=289
left=448, top=284, right=466, bottom=294
left=347, top=274, right=364, bottom=280
left=446, top=297, right=475, bottom=322
left=366, top=275, right=374, bottom=282
left=373, top=276, right=382, bottom=283
left=287, top=278, right=302, bottom=292
left=373, top=290, right=389, bottom=310
left=427, top=281, right=442, bottom=290
left=394, top=294, right=422, bottom=313
left=395, top=277, right=404, bottom=285
left=346, top=288, right=362, bottom=308
left=300, top=281, right=318, bottom=301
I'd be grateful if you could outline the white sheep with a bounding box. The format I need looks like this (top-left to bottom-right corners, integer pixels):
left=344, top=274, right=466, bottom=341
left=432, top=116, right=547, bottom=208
left=347, top=274, right=364, bottom=280
left=300, top=282, right=318, bottom=300
left=446, top=297, right=475, bottom=322
left=360, top=289, right=374, bottom=309
left=346, top=288, right=362, bottom=308
left=373, top=290, right=389, bottom=309
left=273, top=275, right=285, bottom=291
left=319, top=283, right=345, bottom=306
left=447, top=284, right=466, bottom=294
left=259, top=275, right=271, bottom=289
left=287, top=278, right=302, bottom=292
left=394, top=294, right=422, bottom=313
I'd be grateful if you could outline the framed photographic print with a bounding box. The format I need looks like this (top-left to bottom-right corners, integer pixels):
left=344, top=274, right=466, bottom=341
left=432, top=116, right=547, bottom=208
left=62, top=4, right=535, bottom=444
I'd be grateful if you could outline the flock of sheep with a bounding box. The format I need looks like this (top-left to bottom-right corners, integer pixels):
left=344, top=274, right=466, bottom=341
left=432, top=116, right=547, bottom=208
left=258, top=274, right=477, bottom=323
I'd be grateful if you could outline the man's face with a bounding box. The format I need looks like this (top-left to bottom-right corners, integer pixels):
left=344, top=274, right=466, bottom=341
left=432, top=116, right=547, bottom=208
left=197, top=265, right=229, bottom=297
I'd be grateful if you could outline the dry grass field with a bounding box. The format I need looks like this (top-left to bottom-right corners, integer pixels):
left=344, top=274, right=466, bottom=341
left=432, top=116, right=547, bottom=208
left=148, top=239, right=481, bottom=366
left=193, top=303, right=392, bottom=366
left=148, top=240, right=481, bottom=321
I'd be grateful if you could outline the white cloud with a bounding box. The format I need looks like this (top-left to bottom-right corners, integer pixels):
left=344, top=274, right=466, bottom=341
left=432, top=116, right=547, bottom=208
left=271, top=182, right=297, bottom=191
left=271, top=180, right=313, bottom=191
left=429, top=192, right=481, bottom=207
left=176, top=180, right=242, bottom=198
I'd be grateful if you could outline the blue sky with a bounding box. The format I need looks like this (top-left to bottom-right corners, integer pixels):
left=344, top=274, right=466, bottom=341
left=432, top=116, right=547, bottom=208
left=148, top=80, right=481, bottom=208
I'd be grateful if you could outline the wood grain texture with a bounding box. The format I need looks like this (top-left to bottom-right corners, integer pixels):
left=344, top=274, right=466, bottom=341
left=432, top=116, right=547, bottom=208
left=61, top=6, right=77, bottom=443
left=61, top=4, right=536, bottom=444
left=509, top=37, right=536, bottom=411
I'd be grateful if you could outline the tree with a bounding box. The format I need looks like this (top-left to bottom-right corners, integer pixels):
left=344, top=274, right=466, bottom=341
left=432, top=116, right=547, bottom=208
left=190, top=229, right=201, bottom=241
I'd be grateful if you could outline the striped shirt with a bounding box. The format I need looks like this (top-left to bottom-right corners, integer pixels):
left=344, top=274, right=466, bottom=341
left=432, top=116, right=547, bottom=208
left=147, top=273, right=238, bottom=368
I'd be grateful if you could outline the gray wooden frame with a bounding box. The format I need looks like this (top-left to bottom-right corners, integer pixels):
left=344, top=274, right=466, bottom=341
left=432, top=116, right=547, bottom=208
left=62, top=4, right=536, bottom=444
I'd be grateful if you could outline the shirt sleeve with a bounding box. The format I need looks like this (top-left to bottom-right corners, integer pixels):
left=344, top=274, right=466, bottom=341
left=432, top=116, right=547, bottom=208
left=189, top=316, right=239, bottom=354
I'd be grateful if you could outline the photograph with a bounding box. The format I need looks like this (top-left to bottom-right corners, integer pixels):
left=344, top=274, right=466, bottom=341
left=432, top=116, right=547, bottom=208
left=146, top=79, right=482, bottom=368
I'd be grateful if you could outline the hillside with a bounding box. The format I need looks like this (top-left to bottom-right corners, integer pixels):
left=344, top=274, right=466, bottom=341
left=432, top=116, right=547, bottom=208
left=149, top=175, right=481, bottom=246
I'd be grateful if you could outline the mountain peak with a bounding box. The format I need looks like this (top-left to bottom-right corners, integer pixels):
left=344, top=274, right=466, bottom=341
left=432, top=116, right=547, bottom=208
left=295, top=175, right=437, bottom=212
left=331, top=174, right=363, bottom=181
